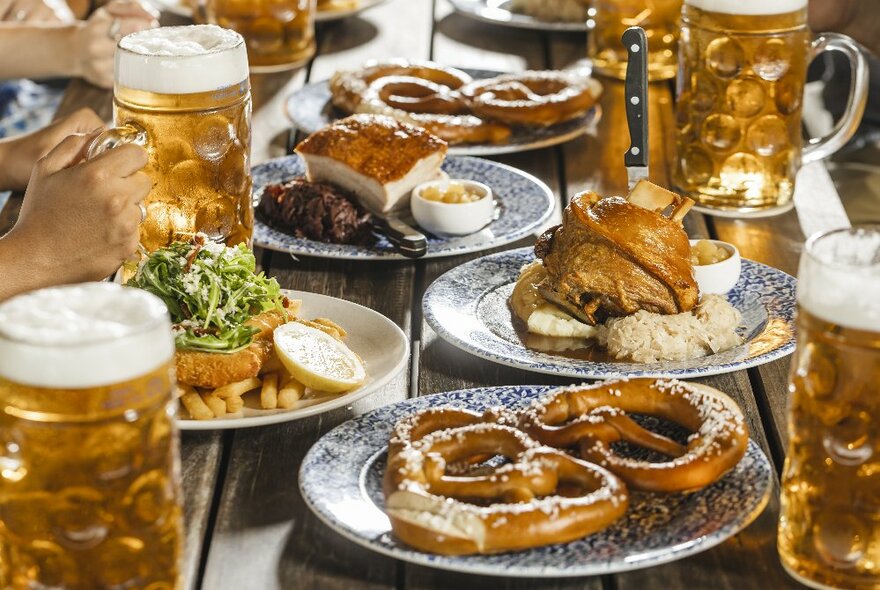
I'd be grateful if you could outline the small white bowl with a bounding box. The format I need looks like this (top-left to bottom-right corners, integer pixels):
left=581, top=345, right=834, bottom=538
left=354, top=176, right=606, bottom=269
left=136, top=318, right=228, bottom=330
left=410, top=179, right=495, bottom=236
left=689, top=239, right=742, bottom=295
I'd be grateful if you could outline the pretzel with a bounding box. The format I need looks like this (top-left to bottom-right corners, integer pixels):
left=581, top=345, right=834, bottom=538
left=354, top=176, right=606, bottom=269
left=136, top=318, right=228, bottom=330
left=461, top=72, right=602, bottom=127
left=330, top=59, right=474, bottom=114
left=383, top=408, right=628, bottom=555
left=330, top=60, right=512, bottom=145
left=518, top=379, right=749, bottom=493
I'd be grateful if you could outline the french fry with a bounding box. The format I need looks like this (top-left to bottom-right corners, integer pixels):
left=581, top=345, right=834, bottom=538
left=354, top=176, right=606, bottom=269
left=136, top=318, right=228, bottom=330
left=200, top=392, right=226, bottom=417
left=213, top=377, right=262, bottom=400
left=181, top=391, right=213, bottom=420
left=260, top=373, right=279, bottom=409
left=175, top=384, right=193, bottom=399
left=278, top=377, right=306, bottom=409
left=225, top=395, right=244, bottom=414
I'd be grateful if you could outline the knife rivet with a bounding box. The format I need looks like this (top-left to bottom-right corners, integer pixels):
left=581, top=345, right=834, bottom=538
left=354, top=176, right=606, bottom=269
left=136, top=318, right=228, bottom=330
left=630, top=96, right=640, bottom=105
left=631, top=147, right=640, bottom=156
left=631, top=44, right=640, bottom=52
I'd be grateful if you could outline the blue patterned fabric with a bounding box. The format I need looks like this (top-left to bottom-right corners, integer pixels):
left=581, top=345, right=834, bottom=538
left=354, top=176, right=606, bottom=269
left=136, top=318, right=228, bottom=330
left=0, top=79, right=64, bottom=139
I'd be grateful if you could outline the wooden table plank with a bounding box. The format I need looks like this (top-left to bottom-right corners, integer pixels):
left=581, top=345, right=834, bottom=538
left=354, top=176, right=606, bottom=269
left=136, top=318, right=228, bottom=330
left=200, top=0, right=432, bottom=587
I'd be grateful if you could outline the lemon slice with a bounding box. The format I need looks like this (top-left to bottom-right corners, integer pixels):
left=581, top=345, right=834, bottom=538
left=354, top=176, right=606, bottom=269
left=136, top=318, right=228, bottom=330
left=273, top=322, right=365, bottom=393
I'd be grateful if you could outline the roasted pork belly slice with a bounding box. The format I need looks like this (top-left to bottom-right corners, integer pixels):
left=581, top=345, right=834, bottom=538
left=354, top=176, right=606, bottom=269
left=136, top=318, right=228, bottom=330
left=296, top=114, right=448, bottom=214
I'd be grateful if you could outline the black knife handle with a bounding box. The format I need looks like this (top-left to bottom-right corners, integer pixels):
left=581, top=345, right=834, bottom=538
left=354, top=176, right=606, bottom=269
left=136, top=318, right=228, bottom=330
left=380, top=215, right=427, bottom=259
left=622, top=26, right=649, bottom=168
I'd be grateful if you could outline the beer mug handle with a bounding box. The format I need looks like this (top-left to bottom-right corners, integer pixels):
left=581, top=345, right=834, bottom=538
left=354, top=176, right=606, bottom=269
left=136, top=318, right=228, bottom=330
left=86, top=123, right=148, bottom=160
left=802, top=33, right=869, bottom=165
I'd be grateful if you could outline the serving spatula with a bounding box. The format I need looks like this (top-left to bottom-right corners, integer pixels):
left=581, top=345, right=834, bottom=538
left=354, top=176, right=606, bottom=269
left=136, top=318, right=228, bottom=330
left=623, top=26, right=649, bottom=191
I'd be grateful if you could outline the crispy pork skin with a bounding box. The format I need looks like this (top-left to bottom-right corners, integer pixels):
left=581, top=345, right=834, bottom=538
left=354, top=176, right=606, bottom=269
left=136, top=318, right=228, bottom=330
left=536, top=192, right=698, bottom=325
left=296, top=114, right=448, bottom=214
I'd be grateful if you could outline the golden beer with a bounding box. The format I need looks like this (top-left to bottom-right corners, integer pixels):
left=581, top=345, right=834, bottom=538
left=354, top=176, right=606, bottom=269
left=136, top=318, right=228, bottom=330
left=0, top=283, right=182, bottom=590
left=673, top=1, right=867, bottom=215
left=779, top=227, right=880, bottom=589
left=206, top=0, right=315, bottom=72
left=100, top=25, right=253, bottom=256
left=587, top=0, right=682, bottom=81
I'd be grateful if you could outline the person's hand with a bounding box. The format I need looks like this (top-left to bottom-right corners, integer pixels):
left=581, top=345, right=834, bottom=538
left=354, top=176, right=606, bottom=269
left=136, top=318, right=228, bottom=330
left=6, top=133, right=151, bottom=285
left=0, top=0, right=74, bottom=23
left=73, top=0, right=158, bottom=88
left=0, top=108, right=105, bottom=191
left=809, top=0, right=858, bottom=32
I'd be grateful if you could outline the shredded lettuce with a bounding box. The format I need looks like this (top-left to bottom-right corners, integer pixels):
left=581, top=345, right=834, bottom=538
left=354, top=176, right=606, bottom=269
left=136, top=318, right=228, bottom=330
left=127, top=236, right=285, bottom=353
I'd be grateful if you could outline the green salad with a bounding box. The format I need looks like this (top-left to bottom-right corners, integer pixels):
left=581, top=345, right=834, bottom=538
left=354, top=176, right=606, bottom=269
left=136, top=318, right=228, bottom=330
left=127, top=236, right=286, bottom=353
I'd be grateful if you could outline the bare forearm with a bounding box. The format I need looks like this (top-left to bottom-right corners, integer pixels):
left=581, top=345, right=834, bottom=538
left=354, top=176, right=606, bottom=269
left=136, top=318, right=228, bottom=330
left=0, top=23, right=80, bottom=80
left=0, top=230, right=56, bottom=301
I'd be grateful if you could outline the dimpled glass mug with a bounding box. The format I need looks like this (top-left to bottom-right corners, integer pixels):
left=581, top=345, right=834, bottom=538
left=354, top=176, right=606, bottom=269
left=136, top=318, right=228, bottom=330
left=672, top=0, right=868, bottom=217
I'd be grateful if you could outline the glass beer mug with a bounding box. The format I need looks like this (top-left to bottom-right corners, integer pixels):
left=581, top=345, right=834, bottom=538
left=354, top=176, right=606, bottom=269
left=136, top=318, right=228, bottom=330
left=779, top=226, right=880, bottom=589
left=205, top=0, right=316, bottom=72
left=0, top=283, right=183, bottom=589
left=588, top=0, right=683, bottom=81
left=673, top=0, right=868, bottom=216
left=89, top=25, right=253, bottom=258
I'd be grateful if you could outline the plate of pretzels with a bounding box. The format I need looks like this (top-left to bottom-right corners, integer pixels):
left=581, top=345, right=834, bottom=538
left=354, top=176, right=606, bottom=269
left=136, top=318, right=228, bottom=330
left=300, top=378, right=772, bottom=575
left=286, top=59, right=603, bottom=156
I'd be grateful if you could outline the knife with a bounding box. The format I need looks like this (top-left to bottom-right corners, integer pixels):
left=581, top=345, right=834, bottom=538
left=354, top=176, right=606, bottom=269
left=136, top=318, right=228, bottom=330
left=373, top=214, right=428, bottom=259
left=622, top=26, right=649, bottom=191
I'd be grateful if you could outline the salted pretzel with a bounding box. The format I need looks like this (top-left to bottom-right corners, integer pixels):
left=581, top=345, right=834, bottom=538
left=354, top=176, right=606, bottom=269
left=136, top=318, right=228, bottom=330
left=461, top=72, right=603, bottom=127
left=519, top=379, right=749, bottom=493
left=384, top=407, right=628, bottom=555
left=357, top=79, right=512, bottom=145
left=330, top=59, right=474, bottom=114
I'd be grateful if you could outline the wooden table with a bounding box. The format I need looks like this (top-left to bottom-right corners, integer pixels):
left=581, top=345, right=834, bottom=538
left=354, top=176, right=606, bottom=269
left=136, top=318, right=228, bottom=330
left=2, top=1, right=854, bottom=588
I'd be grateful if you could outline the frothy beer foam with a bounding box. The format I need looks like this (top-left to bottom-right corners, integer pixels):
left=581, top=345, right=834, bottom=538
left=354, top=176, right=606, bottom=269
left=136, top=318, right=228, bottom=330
left=798, top=229, right=880, bottom=333
left=686, top=0, right=807, bottom=15
left=117, top=25, right=248, bottom=95
left=0, top=283, right=175, bottom=388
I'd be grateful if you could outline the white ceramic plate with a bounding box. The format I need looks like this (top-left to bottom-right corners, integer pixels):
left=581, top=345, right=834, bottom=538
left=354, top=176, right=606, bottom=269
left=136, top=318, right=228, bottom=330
left=447, top=0, right=589, bottom=33
left=177, top=290, right=408, bottom=430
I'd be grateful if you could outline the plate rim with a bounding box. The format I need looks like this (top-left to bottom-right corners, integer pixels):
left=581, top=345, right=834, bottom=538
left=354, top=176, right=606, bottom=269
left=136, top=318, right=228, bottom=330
left=422, top=247, right=797, bottom=379
left=284, top=72, right=602, bottom=157
left=252, top=155, right=556, bottom=261
left=176, top=289, right=409, bottom=430
left=446, top=0, right=590, bottom=33
left=298, top=384, right=774, bottom=577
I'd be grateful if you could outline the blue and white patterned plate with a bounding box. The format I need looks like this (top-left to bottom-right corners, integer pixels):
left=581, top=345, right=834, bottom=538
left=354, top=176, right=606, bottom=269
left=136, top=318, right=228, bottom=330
left=300, top=385, right=773, bottom=577
left=252, top=155, right=555, bottom=260
left=423, top=248, right=797, bottom=379
left=285, top=68, right=601, bottom=157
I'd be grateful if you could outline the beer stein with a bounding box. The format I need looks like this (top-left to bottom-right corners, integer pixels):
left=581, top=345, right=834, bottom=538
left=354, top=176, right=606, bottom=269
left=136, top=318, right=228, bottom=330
left=0, top=283, right=183, bottom=589
left=89, top=25, right=253, bottom=257
left=205, top=0, right=316, bottom=72
left=779, top=226, right=880, bottom=589
left=673, top=0, right=868, bottom=216
left=588, top=0, right=683, bottom=81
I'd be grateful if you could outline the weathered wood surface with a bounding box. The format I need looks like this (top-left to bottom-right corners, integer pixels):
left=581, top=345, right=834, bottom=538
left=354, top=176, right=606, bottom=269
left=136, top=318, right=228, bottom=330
left=2, top=0, right=856, bottom=587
